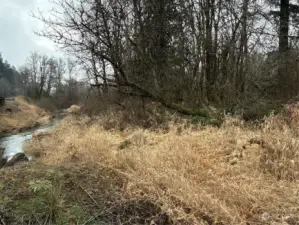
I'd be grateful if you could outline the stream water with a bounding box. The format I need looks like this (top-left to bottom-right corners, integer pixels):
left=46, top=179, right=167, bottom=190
left=0, top=118, right=61, bottom=160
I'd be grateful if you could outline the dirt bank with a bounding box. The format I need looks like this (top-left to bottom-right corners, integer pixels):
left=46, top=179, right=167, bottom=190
left=0, top=96, right=51, bottom=137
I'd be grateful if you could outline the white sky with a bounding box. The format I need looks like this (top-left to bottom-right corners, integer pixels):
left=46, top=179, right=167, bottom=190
left=0, top=0, right=62, bottom=68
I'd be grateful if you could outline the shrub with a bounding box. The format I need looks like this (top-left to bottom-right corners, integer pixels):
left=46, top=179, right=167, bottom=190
left=36, top=97, right=57, bottom=111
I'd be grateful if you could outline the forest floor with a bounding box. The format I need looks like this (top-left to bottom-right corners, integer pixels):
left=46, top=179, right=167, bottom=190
left=0, top=96, right=51, bottom=137
left=1, top=104, right=299, bottom=224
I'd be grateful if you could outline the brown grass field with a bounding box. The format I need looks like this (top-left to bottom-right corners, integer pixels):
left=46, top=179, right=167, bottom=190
left=1, top=103, right=299, bottom=224
left=21, top=104, right=299, bottom=224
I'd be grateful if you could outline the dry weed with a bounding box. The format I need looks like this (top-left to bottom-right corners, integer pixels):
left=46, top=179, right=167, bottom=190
left=258, top=104, right=299, bottom=181
left=0, top=96, right=50, bottom=135
left=24, top=114, right=299, bottom=224
left=66, top=104, right=82, bottom=114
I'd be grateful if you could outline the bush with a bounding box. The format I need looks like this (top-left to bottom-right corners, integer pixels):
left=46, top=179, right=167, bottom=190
left=35, top=97, right=57, bottom=112
left=227, top=100, right=282, bottom=121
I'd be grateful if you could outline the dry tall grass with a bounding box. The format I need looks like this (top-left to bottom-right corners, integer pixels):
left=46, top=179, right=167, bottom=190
left=25, top=109, right=299, bottom=224
left=258, top=103, right=299, bottom=181
left=0, top=96, right=50, bottom=135
left=66, top=104, right=82, bottom=114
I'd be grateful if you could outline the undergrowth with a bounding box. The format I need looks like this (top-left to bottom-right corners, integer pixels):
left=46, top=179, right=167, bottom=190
left=2, top=103, right=299, bottom=224
left=0, top=165, right=89, bottom=224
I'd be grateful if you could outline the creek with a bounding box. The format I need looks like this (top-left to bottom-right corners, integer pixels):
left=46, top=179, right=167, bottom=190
left=0, top=117, right=61, bottom=160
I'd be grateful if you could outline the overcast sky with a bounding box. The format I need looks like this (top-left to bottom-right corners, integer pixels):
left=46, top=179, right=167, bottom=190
left=0, top=0, right=60, bottom=68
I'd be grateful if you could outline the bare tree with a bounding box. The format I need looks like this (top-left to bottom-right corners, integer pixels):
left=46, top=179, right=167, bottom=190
left=32, top=0, right=288, bottom=117
left=56, top=58, right=66, bottom=90
left=21, top=52, right=55, bottom=99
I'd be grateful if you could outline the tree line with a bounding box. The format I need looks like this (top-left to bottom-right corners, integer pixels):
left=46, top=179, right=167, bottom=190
left=2, top=0, right=299, bottom=118
left=0, top=53, right=21, bottom=97
left=0, top=52, right=87, bottom=109
left=31, top=0, right=299, bottom=119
